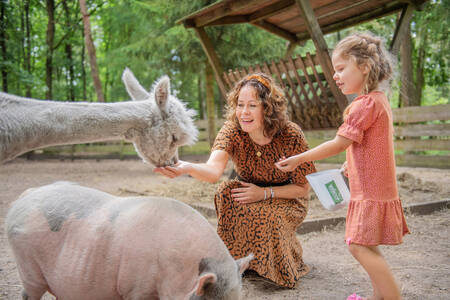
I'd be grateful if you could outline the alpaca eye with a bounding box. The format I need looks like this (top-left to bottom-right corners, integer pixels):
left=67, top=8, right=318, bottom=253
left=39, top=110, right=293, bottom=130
left=172, top=135, right=178, bottom=144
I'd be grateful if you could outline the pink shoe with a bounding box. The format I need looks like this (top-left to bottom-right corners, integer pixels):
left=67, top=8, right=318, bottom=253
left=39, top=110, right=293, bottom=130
left=347, top=293, right=364, bottom=300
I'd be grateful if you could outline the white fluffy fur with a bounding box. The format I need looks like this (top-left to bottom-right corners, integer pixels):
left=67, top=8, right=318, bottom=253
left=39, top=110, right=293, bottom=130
left=0, top=68, right=198, bottom=166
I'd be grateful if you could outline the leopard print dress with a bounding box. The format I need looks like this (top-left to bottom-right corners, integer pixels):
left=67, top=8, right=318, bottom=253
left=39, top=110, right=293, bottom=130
left=212, top=121, right=316, bottom=288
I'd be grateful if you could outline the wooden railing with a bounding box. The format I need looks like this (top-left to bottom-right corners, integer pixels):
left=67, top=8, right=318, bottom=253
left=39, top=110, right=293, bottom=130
left=304, top=104, right=450, bottom=168
left=222, top=52, right=343, bottom=130
left=28, top=104, right=449, bottom=168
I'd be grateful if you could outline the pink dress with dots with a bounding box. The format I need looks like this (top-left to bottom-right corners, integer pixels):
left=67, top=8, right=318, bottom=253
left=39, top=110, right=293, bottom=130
left=337, top=91, right=409, bottom=246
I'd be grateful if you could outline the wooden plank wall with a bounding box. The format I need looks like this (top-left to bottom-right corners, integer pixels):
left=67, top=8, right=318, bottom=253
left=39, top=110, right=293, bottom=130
left=33, top=105, right=449, bottom=169
left=222, top=53, right=343, bottom=130
left=304, top=104, right=450, bottom=168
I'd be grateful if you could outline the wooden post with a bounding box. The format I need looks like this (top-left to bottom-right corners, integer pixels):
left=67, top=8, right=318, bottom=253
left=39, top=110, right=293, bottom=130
left=285, top=42, right=296, bottom=59
left=205, top=64, right=216, bottom=148
left=295, top=0, right=348, bottom=112
left=390, top=4, right=415, bottom=55
left=193, top=26, right=228, bottom=100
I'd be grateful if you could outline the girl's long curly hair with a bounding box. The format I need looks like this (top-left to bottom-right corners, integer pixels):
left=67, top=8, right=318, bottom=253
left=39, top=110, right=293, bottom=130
left=225, top=73, right=288, bottom=138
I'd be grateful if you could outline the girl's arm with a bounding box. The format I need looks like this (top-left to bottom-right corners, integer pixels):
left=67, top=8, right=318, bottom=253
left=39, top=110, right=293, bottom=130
left=153, top=150, right=229, bottom=183
left=275, top=135, right=353, bottom=172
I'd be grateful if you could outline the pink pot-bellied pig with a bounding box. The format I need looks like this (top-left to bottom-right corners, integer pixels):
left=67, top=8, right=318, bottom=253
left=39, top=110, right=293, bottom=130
left=6, top=181, right=253, bottom=300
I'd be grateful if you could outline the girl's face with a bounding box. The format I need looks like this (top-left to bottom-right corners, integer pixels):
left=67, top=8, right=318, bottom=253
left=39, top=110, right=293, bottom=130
left=332, top=52, right=368, bottom=95
left=236, top=85, right=264, bottom=135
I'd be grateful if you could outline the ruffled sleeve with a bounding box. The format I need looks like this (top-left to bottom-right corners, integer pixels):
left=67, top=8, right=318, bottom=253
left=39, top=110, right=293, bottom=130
left=337, top=94, right=379, bottom=144
left=211, top=121, right=239, bottom=156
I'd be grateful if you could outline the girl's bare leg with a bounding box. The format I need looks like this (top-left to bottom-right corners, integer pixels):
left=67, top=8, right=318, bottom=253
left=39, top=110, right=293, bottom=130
left=348, top=244, right=401, bottom=300
left=369, top=246, right=387, bottom=300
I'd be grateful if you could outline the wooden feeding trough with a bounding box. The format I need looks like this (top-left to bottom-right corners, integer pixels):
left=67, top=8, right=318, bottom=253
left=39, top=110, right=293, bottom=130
left=178, top=0, right=428, bottom=130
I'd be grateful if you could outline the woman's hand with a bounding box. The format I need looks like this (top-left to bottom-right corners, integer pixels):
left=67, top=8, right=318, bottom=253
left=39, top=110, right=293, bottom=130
left=340, top=161, right=348, bottom=177
left=275, top=155, right=302, bottom=172
left=231, top=182, right=265, bottom=204
left=153, top=160, right=191, bottom=178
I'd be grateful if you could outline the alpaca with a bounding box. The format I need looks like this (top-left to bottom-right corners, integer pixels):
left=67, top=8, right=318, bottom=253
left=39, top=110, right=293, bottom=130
left=0, top=68, right=198, bottom=166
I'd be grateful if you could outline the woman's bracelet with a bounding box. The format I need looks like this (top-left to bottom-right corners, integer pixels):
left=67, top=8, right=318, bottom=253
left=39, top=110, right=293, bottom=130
left=269, top=186, right=274, bottom=199
left=263, top=188, right=267, bottom=201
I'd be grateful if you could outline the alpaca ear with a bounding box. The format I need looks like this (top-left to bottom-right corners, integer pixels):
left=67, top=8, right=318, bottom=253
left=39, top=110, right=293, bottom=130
left=154, top=75, right=170, bottom=110
left=236, top=253, right=254, bottom=274
left=194, top=273, right=217, bottom=296
left=122, top=68, right=150, bottom=101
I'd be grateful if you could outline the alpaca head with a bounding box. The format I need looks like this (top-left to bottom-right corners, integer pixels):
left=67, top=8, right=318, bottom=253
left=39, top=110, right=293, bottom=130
left=122, top=68, right=198, bottom=167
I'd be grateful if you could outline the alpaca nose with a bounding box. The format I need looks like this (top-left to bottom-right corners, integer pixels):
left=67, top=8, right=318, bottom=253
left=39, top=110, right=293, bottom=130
left=171, top=151, right=179, bottom=165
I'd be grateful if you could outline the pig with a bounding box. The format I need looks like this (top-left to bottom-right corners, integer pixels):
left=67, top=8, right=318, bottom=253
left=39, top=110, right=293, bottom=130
left=5, top=181, right=253, bottom=300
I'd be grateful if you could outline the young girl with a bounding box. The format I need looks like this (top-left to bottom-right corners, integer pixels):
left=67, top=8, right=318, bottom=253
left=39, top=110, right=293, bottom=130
left=276, top=33, right=409, bottom=300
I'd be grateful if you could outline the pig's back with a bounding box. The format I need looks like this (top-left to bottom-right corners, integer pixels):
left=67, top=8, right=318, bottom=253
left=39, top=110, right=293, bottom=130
left=6, top=181, right=234, bottom=299
left=6, top=182, right=124, bottom=300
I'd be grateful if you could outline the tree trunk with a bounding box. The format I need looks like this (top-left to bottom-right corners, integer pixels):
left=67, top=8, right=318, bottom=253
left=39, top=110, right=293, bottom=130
left=63, top=0, right=75, bottom=101
left=103, top=34, right=111, bottom=102
left=399, top=22, right=415, bottom=107
left=81, top=31, right=87, bottom=101
left=198, top=73, right=204, bottom=119
left=415, top=26, right=427, bottom=106
left=24, top=0, right=32, bottom=97
left=79, top=0, right=104, bottom=102
left=45, top=0, right=55, bottom=100
left=1, top=0, right=8, bottom=92
left=205, top=63, right=216, bottom=148
left=20, top=2, right=25, bottom=92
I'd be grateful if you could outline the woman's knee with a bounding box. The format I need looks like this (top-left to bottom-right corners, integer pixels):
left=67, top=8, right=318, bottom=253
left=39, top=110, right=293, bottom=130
left=216, top=179, right=240, bottom=196
left=215, top=180, right=241, bottom=212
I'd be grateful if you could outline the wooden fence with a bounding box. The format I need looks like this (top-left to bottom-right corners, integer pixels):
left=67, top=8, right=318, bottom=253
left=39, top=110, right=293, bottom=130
left=222, top=53, right=343, bottom=130
left=29, top=104, right=449, bottom=168
left=304, top=103, right=450, bottom=168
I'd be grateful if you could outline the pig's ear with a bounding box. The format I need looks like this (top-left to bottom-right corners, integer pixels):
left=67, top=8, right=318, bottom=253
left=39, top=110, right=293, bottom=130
left=236, top=253, right=254, bottom=274
left=195, top=273, right=217, bottom=296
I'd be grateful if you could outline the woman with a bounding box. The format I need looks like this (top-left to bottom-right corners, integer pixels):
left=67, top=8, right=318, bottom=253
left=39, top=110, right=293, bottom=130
left=154, top=73, right=316, bottom=288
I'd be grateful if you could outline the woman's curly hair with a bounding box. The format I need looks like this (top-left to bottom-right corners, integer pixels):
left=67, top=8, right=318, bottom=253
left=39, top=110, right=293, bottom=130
left=225, top=73, right=288, bottom=138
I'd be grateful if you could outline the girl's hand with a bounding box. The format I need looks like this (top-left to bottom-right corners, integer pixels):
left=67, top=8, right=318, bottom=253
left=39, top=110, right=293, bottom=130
left=275, top=155, right=301, bottom=172
left=231, top=182, right=265, bottom=204
left=153, top=160, right=191, bottom=178
left=340, top=161, right=348, bottom=177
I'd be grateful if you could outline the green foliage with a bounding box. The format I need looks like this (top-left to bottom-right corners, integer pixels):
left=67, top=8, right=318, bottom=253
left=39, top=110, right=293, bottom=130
left=0, top=0, right=447, bottom=110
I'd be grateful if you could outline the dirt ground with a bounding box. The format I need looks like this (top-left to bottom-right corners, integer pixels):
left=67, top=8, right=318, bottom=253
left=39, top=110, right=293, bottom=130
left=0, top=157, right=449, bottom=299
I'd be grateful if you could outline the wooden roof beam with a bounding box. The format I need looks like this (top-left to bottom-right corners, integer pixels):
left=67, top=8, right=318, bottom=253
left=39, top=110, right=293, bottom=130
left=252, top=20, right=299, bottom=44
left=295, top=0, right=348, bottom=112
left=191, top=0, right=265, bottom=28
left=193, top=27, right=228, bottom=99
left=390, top=4, right=415, bottom=55
left=202, top=0, right=297, bottom=28
left=208, top=15, right=249, bottom=26
left=295, top=2, right=406, bottom=42
left=248, top=0, right=295, bottom=23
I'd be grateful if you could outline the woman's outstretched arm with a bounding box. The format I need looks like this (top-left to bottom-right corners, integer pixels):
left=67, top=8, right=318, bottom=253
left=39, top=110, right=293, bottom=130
left=153, top=150, right=229, bottom=183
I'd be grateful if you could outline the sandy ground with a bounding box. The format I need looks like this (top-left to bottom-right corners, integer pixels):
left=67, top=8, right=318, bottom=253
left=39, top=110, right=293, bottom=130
left=0, top=157, right=449, bottom=299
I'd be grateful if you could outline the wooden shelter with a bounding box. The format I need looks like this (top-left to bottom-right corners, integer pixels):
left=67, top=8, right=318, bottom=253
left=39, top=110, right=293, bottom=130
left=178, top=0, right=428, bottom=129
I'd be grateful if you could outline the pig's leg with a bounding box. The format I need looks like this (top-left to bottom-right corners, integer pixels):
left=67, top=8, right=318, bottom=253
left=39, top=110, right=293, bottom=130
left=16, top=261, right=48, bottom=300
left=20, top=285, right=47, bottom=300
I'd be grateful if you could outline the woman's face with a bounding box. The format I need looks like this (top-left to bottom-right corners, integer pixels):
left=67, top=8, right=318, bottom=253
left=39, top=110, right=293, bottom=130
left=236, top=85, right=264, bottom=135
